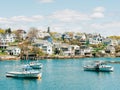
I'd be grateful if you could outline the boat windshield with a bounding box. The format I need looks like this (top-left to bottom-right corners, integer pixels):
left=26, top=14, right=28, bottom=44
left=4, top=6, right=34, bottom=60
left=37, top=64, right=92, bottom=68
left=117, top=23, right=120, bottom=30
left=23, top=65, right=32, bottom=71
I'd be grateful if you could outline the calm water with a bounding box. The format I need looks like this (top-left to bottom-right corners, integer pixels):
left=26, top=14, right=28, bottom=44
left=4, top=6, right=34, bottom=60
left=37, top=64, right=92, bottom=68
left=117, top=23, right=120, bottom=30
left=0, top=58, right=120, bottom=90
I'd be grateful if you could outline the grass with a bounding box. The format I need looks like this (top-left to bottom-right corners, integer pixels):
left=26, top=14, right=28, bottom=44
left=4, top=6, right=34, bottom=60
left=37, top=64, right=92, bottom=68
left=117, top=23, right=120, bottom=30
left=0, top=51, right=8, bottom=55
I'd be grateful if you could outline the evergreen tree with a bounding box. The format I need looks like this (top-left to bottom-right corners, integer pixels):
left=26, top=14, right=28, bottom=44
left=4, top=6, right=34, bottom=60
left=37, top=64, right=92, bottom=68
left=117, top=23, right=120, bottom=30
left=47, top=27, right=50, bottom=33
left=5, top=28, right=11, bottom=34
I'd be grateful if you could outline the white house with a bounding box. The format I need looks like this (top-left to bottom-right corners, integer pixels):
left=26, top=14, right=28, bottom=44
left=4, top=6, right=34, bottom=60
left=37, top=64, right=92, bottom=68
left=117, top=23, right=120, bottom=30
left=81, top=33, right=87, bottom=40
left=0, top=33, right=16, bottom=49
left=37, top=30, right=50, bottom=39
left=53, top=33, right=62, bottom=39
left=80, top=45, right=93, bottom=56
left=60, top=44, right=72, bottom=56
left=118, top=40, right=120, bottom=45
left=60, top=44, right=80, bottom=56
left=7, top=46, right=21, bottom=56
left=89, top=36, right=103, bottom=44
left=42, top=44, right=52, bottom=55
left=0, top=33, right=15, bottom=43
left=53, top=41, right=61, bottom=49
left=16, top=29, right=27, bottom=40
left=33, top=40, right=53, bottom=55
left=0, top=42, right=8, bottom=49
left=110, top=40, right=118, bottom=46
left=102, top=38, right=111, bottom=45
left=105, top=45, right=116, bottom=54
left=0, top=40, right=8, bottom=49
left=70, top=45, right=80, bottom=55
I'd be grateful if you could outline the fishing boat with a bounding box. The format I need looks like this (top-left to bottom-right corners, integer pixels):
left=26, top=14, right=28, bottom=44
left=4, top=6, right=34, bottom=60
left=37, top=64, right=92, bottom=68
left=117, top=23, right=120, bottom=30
left=29, top=62, right=43, bottom=69
left=6, top=65, right=42, bottom=79
left=83, top=61, right=114, bottom=72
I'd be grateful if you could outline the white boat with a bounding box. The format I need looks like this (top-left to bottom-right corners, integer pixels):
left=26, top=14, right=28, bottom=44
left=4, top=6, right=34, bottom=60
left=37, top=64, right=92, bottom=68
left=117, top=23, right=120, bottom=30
left=83, top=61, right=114, bottom=72
left=99, top=65, right=114, bottom=72
left=6, top=65, right=42, bottom=79
left=29, top=62, right=43, bottom=69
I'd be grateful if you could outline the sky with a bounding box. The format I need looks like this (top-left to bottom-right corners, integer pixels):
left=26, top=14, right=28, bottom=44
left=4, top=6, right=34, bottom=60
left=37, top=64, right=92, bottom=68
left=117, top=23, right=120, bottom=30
left=0, top=0, right=120, bottom=36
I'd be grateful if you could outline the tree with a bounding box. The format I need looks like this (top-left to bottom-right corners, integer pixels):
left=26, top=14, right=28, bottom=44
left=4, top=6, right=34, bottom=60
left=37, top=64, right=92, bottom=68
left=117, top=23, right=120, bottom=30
left=18, top=40, right=30, bottom=59
left=31, top=47, right=45, bottom=56
left=47, top=27, right=50, bottom=33
left=54, top=48, right=60, bottom=55
left=5, top=28, right=12, bottom=34
left=109, top=36, right=120, bottom=40
left=0, top=28, right=5, bottom=34
left=115, top=45, right=120, bottom=53
left=90, top=43, right=106, bottom=53
left=13, top=30, right=22, bottom=41
left=27, top=27, right=38, bottom=39
left=67, top=32, right=74, bottom=38
left=62, top=34, right=65, bottom=41
left=86, top=39, right=89, bottom=46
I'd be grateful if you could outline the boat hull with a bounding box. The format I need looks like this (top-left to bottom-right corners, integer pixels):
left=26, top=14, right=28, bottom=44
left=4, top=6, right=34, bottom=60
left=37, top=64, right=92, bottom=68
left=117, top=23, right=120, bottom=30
left=99, top=65, right=114, bottom=72
left=84, top=65, right=114, bottom=72
left=29, top=63, right=43, bottom=69
left=84, top=66, right=97, bottom=71
left=6, top=71, right=42, bottom=79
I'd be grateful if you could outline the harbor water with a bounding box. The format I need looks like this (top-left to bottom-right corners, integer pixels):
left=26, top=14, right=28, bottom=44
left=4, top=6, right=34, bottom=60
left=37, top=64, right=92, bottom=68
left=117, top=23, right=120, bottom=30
left=0, top=58, right=120, bottom=90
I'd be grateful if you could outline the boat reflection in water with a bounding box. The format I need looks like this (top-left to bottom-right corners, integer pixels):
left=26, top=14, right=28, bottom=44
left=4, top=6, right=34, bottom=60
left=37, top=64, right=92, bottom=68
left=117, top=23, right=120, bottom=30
left=83, top=61, right=114, bottom=72
left=6, top=65, right=42, bottom=79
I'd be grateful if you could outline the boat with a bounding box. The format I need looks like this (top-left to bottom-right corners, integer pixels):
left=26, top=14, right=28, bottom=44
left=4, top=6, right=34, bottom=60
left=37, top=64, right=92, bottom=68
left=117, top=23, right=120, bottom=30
left=83, top=61, right=114, bottom=72
left=6, top=65, right=42, bottom=79
left=29, top=62, right=43, bottom=69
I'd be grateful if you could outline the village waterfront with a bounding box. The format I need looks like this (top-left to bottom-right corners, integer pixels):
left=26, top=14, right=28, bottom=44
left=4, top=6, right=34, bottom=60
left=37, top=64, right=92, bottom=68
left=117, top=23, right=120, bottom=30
left=0, top=57, right=120, bottom=90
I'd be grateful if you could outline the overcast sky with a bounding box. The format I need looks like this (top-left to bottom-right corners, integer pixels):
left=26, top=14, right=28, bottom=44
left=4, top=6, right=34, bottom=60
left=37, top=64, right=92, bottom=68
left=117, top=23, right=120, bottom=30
left=0, top=0, right=120, bottom=36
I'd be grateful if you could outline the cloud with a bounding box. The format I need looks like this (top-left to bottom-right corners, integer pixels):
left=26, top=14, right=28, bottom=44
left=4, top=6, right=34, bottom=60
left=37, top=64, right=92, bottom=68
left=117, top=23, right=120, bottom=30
left=38, top=0, right=54, bottom=3
left=11, top=16, right=33, bottom=22
left=50, top=7, right=106, bottom=22
left=91, top=22, right=120, bottom=29
left=90, top=22, right=120, bottom=36
left=11, top=15, right=44, bottom=22
left=50, top=9, right=90, bottom=22
left=93, top=7, right=105, bottom=12
left=90, top=7, right=105, bottom=18
left=90, top=12, right=104, bottom=18
left=0, top=17, right=12, bottom=23
left=49, top=23, right=83, bottom=33
left=0, top=15, right=44, bottom=23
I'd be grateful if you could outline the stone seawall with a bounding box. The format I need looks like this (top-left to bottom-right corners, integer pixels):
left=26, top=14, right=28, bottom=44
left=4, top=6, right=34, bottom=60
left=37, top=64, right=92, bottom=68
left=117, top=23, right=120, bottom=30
left=21, top=55, right=86, bottom=60
left=0, top=56, right=20, bottom=60
left=38, top=55, right=85, bottom=59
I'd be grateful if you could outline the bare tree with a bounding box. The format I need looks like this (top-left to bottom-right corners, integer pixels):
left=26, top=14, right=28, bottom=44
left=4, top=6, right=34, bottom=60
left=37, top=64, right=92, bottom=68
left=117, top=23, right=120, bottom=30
left=27, top=27, right=38, bottom=39
left=18, top=40, right=30, bottom=59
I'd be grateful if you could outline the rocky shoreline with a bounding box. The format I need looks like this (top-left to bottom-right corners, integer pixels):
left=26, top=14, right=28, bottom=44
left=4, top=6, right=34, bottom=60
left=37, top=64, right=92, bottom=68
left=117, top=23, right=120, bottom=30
left=38, top=55, right=85, bottom=59
left=0, top=56, right=20, bottom=60
left=0, top=54, right=120, bottom=60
